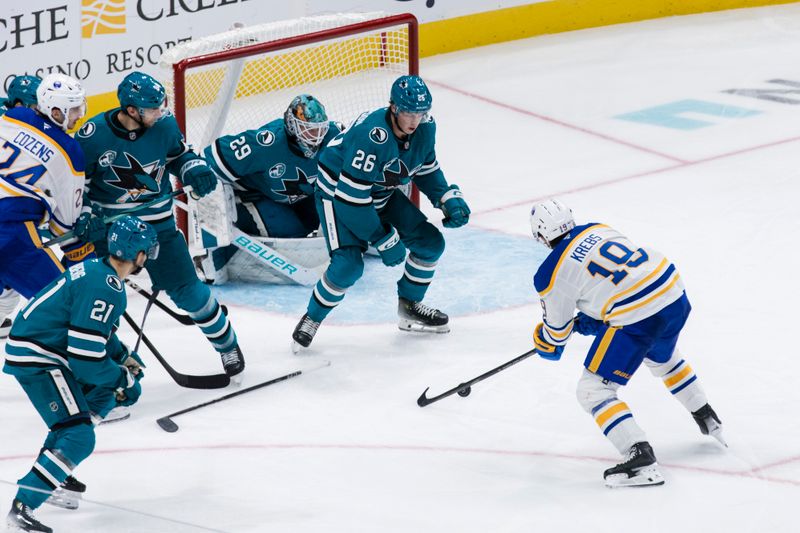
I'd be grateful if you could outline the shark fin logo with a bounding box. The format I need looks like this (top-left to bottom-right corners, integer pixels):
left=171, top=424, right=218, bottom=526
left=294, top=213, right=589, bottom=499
left=82, top=0, right=126, bottom=38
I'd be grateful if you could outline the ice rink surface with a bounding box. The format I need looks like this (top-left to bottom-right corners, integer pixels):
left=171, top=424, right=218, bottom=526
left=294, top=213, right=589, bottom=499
left=2, top=4, right=799, bottom=532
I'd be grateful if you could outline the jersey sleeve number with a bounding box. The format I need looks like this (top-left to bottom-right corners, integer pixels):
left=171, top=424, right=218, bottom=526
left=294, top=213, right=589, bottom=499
left=351, top=150, right=376, bottom=172
left=587, top=241, right=648, bottom=285
left=90, top=300, right=115, bottom=323
left=229, top=136, right=251, bottom=160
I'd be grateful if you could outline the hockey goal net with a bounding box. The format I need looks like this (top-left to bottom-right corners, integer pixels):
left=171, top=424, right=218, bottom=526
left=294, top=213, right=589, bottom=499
left=159, top=12, right=419, bottom=237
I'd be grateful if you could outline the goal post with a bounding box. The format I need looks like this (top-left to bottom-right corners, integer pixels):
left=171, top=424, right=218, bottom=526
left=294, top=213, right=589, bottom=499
left=159, top=12, right=420, bottom=238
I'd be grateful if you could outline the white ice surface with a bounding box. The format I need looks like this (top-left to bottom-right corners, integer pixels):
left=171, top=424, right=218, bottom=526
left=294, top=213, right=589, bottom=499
left=2, top=4, right=799, bottom=532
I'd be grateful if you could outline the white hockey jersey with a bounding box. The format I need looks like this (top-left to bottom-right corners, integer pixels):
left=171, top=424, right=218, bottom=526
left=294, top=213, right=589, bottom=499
left=534, top=223, right=685, bottom=346
left=0, top=107, right=85, bottom=247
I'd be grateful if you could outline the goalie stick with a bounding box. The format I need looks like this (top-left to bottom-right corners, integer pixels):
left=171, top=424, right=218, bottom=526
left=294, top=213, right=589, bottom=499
left=417, top=348, right=536, bottom=407
left=121, top=308, right=230, bottom=390
left=157, top=360, right=331, bottom=432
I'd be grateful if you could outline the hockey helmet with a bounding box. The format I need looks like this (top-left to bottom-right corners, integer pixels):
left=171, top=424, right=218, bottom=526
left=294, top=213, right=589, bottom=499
left=284, top=94, right=329, bottom=158
left=4, top=75, right=41, bottom=109
left=108, top=216, right=159, bottom=261
left=118, top=72, right=168, bottom=115
left=390, top=75, right=432, bottom=114
left=36, top=74, right=86, bottom=132
left=530, top=199, right=575, bottom=248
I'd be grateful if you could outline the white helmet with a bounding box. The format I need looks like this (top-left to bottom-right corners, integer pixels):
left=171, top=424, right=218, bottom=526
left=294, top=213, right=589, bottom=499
left=36, top=74, right=86, bottom=131
left=530, top=199, right=575, bottom=248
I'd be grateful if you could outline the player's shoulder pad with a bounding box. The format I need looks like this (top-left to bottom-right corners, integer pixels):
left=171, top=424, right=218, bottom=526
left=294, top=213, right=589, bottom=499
left=5, top=107, right=85, bottom=171
left=533, top=223, right=597, bottom=293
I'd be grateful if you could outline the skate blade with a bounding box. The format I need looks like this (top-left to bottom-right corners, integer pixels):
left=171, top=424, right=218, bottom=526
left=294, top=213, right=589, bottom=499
left=99, top=412, right=131, bottom=425
left=45, top=488, right=81, bottom=510
left=291, top=340, right=303, bottom=354
left=398, top=319, right=450, bottom=334
left=605, top=465, right=665, bottom=488
left=709, top=427, right=728, bottom=448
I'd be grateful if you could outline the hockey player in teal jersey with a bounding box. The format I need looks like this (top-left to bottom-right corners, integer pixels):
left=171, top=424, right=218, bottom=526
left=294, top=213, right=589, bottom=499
left=75, top=71, right=244, bottom=378
left=529, top=199, right=725, bottom=488
left=0, top=74, right=95, bottom=341
left=3, top=216, right=157, bottom=533
left=200, top=94, right=341, bottom=278
left=292, top=75, right=471, bottom=349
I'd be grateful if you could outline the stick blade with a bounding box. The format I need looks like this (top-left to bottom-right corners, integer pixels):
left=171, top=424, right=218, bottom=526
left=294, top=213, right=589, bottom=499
left=417, top=387, right=432, bottom=407
left=157, top=416, right=179, bottom=433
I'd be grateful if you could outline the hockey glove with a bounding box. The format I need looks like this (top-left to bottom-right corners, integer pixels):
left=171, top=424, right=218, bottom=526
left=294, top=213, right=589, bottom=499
left=114, top=365, right=142, bottom=407
left=439, top=184, right=471, bottom=228
left=180, top=159, right=218, bottom=198
left=573, top=312, right=603, bottom=336
left=534, top=322, right=565, bottom=361
left=73, top=208, right=107, bottom=243
left=373, top=226, right=407, bottom=267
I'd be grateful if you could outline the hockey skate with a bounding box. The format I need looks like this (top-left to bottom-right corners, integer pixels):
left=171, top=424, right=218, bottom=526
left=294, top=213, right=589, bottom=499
left=603, top=442, right=665, bottom=488
left=398, top=297, right=450, bottom=334
left=221, top=345, right=245, bottom=383
left=292, top=313, right=320, bottom=353
left=6, top=498, right=52, bottom=533
left=692, top=403, right=727, bottom=447
left=0, top=317, right=11, bottom=339
left=44, top=475, right=85, bottom=510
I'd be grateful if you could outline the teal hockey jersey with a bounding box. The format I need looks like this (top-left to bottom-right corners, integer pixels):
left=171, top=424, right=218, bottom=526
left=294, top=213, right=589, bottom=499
left=204, top=118, right=341, bottom=205
left=316, top=108, right=450, bottom=243
left=3, top=258, right=128, bottom=389
left=76, top=110, right=201, bottom=230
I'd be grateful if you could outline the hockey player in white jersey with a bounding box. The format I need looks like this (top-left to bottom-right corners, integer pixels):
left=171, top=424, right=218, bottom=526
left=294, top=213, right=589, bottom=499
left=0, top=74, right=93, bottom=342
left=529, top=199, right=724, bottom=488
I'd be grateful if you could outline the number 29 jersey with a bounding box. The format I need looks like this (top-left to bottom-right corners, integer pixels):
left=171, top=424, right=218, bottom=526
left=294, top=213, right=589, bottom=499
left=534, top=223, right=686, bottom=345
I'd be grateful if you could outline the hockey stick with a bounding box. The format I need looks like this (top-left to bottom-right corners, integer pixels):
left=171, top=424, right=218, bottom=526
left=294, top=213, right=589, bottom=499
left=44, top=187, right=193, bottom=248
left=417, top=348, right=537, bottom=407
left=229, top=228, right=321, bottom=287
left=121, top=310, right=230, bottom=390
left=125, top=280, right=195, bottom=326
left=156, top=360, right=331, bottom=432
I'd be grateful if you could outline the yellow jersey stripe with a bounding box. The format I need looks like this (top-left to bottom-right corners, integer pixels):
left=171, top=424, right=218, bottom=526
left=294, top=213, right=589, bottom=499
left=595, top=402, right=629, bottom=427
left=664, top=365, right=693, bottom=388
left=25, top=221, right=64, bottom=272
left=601, top=258, right=668, bottom=320
left=545, top=321, right=573, bottom=340
left=540, top=224, right=608, bottom=297
left=588, top=326, right=618, bottom=373
left=605, top=273, right=681, bottom=322
left=2, top=116, right=82, bottom=176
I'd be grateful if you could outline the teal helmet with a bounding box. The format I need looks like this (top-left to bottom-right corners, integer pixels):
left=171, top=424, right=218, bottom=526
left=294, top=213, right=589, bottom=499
left=3, top=75, right=41, bottom=109
left=390, top=75, right=432, bottom=114
left=107, top=216, right=159, bottom=261
left=284, top=94, right=329, bottom=158
left=117, top=71, right=167, bottom=111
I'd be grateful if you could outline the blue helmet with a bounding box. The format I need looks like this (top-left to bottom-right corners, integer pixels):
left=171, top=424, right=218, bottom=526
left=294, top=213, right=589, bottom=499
left=117, top=72, right=167, bottom=110
left=3, top=75, right=41, bottom=109
left=107, top=216, right=159, bottom=261
left=390, top=75, right=432, bottom=113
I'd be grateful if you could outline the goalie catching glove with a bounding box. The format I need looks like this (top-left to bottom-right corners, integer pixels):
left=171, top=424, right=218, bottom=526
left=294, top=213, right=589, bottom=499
left=438, top=184, right=471, bottom=228
left=534, top=322, right=564, bottom=361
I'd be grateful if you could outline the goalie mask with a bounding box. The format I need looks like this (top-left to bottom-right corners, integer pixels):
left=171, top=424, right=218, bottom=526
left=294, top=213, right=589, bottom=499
left=36, top=74, right=87, bottom=132
left=284, top=94, right=329, bottom=158
left=530, top=199, right=575, bottom=248
left=4, top=75, right=41, bottom=109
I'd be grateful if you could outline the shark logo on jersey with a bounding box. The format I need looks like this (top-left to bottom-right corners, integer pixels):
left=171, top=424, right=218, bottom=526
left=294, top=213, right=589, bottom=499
left=256, top=130, right=275, bottom=147
left=276, top=167, right=314, bottom=203
left=78, top=122, right=96, bottom=138
left=108, top=153, right=165, bottom=202
left=269, top=163, right=286, bottom=179
left=369, top=127, right=388, bottom=144
left=99, top=150, right=116, bottom=168
left=380, top=158, right=412, bottom=187
left=106, top=275, right=123, bottom=292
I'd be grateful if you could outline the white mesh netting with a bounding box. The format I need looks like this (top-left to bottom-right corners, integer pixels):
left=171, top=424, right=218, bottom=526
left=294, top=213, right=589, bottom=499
left=159, top=12, right=414, bottom=150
